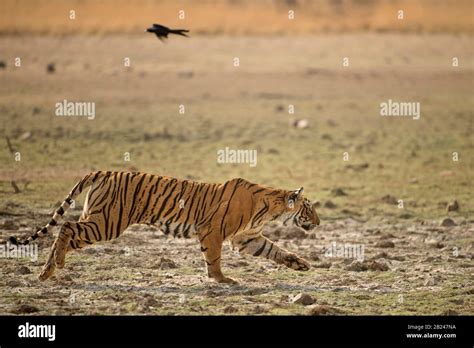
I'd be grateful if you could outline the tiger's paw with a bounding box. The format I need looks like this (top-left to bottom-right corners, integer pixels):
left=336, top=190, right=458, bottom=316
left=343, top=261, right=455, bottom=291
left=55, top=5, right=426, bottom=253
left=283, top=253, right=310, bottom=271
left=38, top=262, right=56, bottom=281
left=215, top=276, right=239, bottom=285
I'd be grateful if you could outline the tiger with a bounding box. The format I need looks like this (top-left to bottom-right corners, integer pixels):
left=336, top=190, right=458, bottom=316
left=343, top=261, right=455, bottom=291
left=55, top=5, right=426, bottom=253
left=9, top=171, right=320, bottom=284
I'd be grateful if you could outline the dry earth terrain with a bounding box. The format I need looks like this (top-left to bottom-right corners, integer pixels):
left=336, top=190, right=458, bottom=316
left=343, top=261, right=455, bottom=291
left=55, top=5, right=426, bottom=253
left=0, top=33, right=473, bottom=315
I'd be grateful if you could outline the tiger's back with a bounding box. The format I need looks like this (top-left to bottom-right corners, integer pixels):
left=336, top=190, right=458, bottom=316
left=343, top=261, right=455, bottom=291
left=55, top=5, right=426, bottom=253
left=83, top=172, right=256, bottom=239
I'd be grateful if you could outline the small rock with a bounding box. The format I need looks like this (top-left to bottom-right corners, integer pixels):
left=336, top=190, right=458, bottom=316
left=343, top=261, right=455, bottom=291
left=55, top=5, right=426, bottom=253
left=367, top=261, right=389, bottom=271
left=155, top=257, right=178, bottom=270
left=1, top=219, right=17, bottom=230
left=390, top=255, right=405, bottom=261
left=267, top=148, right=279, bottom=155
left=15, top=266, right=31, bottom=275
left=331, top=188, right=347, bottom=197
left=313, top=262, right=332, bottom=269
left=447, top=201, right=459, bottom=212
left=308, top=251, right=320, bottom=261
left=223, top=305, right=239, bottom=314
left=346, top=261, right=368, bottom=272
left=375, top=241, right=395, bottom=248
left=252, top=305, right=268, bottom=314
left=372, top=252, right=389, bottom=260
left=424, top=276, right=437, bottom=286
left=449, top=298, right=464, bottom=305
left=46, top=63, right=55, bottom=73
left=308, top=305, right=342, bottom=315
left=291, top=293, right=316, bottom=306
left=290, top=118, right=309, bottom=129
left=19, top=131, right=31, bottom=141
left=381, top=195, right=398, bottom=205
left=13, top=304, right=39, bottom=314
left=7, top=280, right=23, bottom=287
left=146, top=298, right=159, bottom=307
left=324, top=200, right=337, bottom=209
left=341, top=209, right=360, bottom=216
left=346, top=260, right=389, bottom=272
left=321, top=133, right=332, bottom=141
left=440, top=218, right=456, bottom=227
left=345, top=163, right=369, bottom=171
left=399, top=213, right=413, bottom=219
left=0, top=60, right=6, bottom=69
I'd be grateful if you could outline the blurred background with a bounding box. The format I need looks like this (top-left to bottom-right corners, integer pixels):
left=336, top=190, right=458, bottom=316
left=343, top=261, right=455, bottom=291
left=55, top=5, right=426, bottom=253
left=0, top=0, right=472, bottom=217
left=1, top=0, right=473, bottom=34
left=0, top=0, right=473, bottom=316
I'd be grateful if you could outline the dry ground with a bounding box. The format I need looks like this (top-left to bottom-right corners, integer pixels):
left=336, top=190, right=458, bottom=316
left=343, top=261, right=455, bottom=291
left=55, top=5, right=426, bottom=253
left=0, top=33, right=473, bottom=315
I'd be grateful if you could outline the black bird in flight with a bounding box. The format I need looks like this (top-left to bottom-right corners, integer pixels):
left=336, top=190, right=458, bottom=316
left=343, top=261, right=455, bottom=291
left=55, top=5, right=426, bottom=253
left=146, top=23, right=189, bottom=41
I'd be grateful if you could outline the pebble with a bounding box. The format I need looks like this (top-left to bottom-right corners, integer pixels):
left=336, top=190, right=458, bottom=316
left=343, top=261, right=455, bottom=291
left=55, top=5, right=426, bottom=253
left=447, top=200, right=459, bottom=212
left=440, top=218, right=456, bottom=227
left=291, top=293, right=316, bottom=306
left=15, top=266, right=31, bottom=275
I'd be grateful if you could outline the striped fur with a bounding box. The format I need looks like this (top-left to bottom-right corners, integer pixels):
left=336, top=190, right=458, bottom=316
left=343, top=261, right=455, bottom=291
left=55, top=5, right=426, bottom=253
left=10, top=171, right=320, bottom=283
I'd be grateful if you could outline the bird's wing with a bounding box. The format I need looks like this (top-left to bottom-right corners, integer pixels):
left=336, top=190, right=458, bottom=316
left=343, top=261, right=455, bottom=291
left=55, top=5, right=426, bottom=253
left=153, top=23, right=169, bottom=31
left=155, top=34, right=167, bottom=42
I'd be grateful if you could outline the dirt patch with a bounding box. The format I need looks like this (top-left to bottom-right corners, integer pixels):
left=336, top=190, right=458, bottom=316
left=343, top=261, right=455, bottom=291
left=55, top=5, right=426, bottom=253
left=0, top=215, right=472, bottom=315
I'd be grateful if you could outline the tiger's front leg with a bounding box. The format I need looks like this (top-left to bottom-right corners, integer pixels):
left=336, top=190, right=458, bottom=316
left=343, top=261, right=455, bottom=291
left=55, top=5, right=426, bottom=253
left=233, top=233, right=310, bottom=271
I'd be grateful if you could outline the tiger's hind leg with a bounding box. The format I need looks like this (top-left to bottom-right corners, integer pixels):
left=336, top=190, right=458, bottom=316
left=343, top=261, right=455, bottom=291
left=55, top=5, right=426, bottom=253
left=39, top=220, right=103, bottom=281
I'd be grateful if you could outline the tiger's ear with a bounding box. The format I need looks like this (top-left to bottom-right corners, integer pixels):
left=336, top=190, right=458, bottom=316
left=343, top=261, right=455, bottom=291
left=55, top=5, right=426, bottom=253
left=289, top=187, right=304, bottom=202
left=296, top=187, right=304, bottom=197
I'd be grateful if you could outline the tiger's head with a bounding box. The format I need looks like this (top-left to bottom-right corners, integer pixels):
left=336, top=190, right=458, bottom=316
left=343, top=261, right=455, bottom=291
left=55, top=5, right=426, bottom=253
left=281, top=187, right=320, bottom=231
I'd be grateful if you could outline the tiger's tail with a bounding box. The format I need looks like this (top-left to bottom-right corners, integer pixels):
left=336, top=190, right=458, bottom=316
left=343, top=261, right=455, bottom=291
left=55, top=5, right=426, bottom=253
left=9, top=171, right=109, bottom=246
